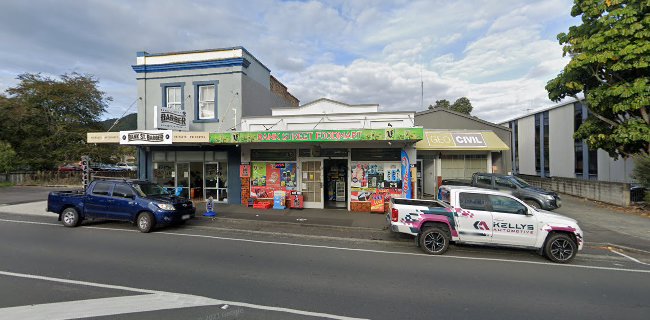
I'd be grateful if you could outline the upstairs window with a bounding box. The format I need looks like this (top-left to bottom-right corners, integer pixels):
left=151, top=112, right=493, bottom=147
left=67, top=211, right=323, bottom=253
left=166, top=86, right=182, bottom=110
left=198, top=85, right=215, bottom=119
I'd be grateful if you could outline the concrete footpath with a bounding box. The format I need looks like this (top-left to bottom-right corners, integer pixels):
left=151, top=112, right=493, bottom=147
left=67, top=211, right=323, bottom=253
left=0, top=186, right=649, bottom=253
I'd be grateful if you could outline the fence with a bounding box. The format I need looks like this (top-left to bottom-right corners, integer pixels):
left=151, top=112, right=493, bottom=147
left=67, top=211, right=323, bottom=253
left=516, top=174, right=641, bottom=207
left=0, top=171, right=137, bottom=186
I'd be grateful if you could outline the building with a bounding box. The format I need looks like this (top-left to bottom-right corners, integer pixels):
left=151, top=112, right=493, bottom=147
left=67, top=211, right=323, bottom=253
left=414, top=107, right=511, bottom=197
left=499, top=100, right=635, bottom=183
left=232, top=98, right=422, bottom=211
left=89, top=47, right=299, bottom=205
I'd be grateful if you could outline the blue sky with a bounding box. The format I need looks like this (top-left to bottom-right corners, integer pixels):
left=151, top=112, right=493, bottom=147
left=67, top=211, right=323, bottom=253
left=0, top=0, right=580, bottom=122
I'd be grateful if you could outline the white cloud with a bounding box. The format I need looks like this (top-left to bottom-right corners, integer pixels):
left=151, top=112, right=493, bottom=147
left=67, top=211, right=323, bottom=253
left=0, top=0, right=577, bottom=123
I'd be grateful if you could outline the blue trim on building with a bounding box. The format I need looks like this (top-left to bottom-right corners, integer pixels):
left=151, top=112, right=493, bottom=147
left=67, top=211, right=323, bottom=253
left=135, top=70, right=245, bottom=81
left=136, top=46, right=269, bottom=72
left=132, top=58, right=249, bottom=74
left=192, top=80, right=219, bottom=122
left=160, top=82, right=186, bottom=110
left=136, top=51, right=148, bottom=57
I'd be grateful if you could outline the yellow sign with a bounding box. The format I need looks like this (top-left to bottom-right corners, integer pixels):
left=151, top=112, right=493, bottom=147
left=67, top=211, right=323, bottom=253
left=87, top=132, right=120, bottom=143
left=173, top=132, right=210, bottom=143
left=416, top=130, right=509, bottom=151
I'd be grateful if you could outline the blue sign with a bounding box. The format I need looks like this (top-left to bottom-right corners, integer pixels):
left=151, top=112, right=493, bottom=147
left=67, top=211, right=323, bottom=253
left=401, top=149, right=411, bottom=199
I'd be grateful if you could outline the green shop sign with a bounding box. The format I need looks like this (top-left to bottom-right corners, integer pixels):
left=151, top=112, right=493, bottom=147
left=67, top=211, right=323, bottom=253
left=209, top=128, right=423, bottom=144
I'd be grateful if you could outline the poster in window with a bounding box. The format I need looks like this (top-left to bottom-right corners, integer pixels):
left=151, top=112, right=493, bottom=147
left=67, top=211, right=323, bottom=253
left=266, top=163, right=282, bottom=189
left=281, top=163, right=297, bottom=189
left=367, top=163, right=384, bottom=188
left=251, top=162, right=267, bottom=187
left=240, top=164, right=251, bottom=178
left=351, top=163, right=367, bottom=187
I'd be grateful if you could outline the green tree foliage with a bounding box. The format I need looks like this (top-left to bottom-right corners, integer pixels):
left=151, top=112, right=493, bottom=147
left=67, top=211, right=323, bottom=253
left=0, top=140, right=16, bottom=173
left=546, top=0, right=650, bottom=157
left=0, top=73, right=114, bottom=170
left=429, top=99, right=451, bottom=110
left=632, top=154, right=650, bottom=202
left=450, top=97, right=473, bottom=114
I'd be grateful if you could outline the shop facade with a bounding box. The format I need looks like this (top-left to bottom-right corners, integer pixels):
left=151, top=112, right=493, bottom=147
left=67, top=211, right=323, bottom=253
left=213, top=99, right=423, bottom=212
left=415, top=107, right=511, bottom=197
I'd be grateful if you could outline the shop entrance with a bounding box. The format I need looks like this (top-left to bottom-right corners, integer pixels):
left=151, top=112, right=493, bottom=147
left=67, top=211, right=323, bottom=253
left=324, top=159, right=347, bottom=209
left=189, top=162, right=203, bottom=201
left=299, top=159, right=323, bottom=209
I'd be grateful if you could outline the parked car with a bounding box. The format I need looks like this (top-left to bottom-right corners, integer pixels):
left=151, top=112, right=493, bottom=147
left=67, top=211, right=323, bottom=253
left=441, top=173, right=561, bottom=210
left=116, top=162, right=137, bottom=171
left=57, top=164, right=81, bottom=172
left=388, top=186, right=583, bottom=263
left=47, top=179, right=195, bottom=232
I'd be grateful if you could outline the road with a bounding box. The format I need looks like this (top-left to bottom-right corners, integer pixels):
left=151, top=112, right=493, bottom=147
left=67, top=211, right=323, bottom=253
left=0, top=213, right=649, bottom=320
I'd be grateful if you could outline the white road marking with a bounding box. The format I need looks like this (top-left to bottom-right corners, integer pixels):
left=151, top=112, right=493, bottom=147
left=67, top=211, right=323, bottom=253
left=0, top=270, right=368, bottom=320
left=608, top=247, right=650, bottom=266
left=1, top=217, right=649, bottom=274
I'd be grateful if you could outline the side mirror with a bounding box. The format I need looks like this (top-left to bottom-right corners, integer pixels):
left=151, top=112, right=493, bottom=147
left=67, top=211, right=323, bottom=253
left=517, top=208, right=529, bottom=215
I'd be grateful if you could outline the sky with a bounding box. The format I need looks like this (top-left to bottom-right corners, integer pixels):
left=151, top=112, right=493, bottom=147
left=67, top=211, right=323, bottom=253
left=0, top=0, right=580, bottom=123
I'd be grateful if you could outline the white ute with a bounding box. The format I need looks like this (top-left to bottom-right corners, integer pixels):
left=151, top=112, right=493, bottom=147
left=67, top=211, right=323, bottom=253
left=388, top=186, right=583, bottom=263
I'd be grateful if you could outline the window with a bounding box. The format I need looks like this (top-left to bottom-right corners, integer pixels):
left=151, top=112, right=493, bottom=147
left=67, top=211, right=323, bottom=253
left=495, top=177, right=516, bottom=189
left=476, top=175, right=492, bottom=188
left=198, top=85, right=215, bottom=119
left=543, top=111, right=550, bottom=175
left=459, top=193, right=489, bottom=211
left=488, top=195, right=527, bottom=214
left=161, top=83, right=185, bottom=111
left=166, top=87, right=181, bottom=110
left=193, top=80, right=219, bottom=122
left=112, top=184, right=134, bottom=199
left=91, top=182, right=112, bottom=196
left=510, top=120, right=519, bottom=174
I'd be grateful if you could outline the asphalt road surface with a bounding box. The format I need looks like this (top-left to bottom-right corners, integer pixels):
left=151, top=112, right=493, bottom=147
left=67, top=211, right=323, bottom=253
left=0, top=214, right=648, bottom=320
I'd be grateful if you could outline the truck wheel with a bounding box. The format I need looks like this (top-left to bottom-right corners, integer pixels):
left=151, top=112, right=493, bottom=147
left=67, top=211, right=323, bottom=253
left=524, top=200, right=541, bottom=209
left=61, top=208, right=81, bottom=227
left=419, top=227, right=450, bottom=255
left=137, top=212, right=155, bottom=233
left=544, top=233, right=577, bottom=263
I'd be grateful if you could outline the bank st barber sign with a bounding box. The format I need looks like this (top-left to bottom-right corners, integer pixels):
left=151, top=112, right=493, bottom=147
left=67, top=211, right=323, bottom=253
left=120, top=130, right=173, bottom=145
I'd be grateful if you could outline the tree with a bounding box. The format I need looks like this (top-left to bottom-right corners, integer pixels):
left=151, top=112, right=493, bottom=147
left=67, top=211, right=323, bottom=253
left=632, top=154, right=650, bottom=202
left=450, top=97, right=473, bottom=114
left=0, top=73, right=113, bottom=170
left=546, top=0, right=650, bottom=157
left=0, top=140, right=16, bottom=173
left=429, top=99, right=451, bottom=110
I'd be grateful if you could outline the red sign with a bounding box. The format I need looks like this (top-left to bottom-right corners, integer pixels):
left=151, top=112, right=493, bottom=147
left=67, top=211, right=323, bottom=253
left=240, top=164, right=251, bottom=178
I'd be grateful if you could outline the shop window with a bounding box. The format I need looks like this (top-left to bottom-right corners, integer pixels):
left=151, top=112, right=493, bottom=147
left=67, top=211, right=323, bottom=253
left=251, top=149, right=296, bottom=161
left=350, top=161, right=403, bottom=203
left=161, top=83, right=185, bottom=110
left=193, top=80, right=219, bottom=122
left=153, top=162, right=176, bottom=190
left=249, top=162, right=297, bottom=199
left=205, top=161, right=228, bottom=202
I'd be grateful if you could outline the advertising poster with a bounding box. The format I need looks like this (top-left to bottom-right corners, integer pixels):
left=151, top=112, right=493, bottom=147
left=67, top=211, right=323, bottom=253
left=281, top=163, right=297, bottom=189
left=370, top=193, right=384, bottom=212
left=251, top=186, right=273, bottom=199
left=401, top=150, right=412, bottom=199
left=366, top=163, right=384, bottom=188
left=351, top=163, right=367, bottom=188
left=266, top=163, right=282, bottom=189
left=239, top=164, right=251, bottom=178
left=251, top=162, right=267, bottom=187
left=351, top=187, right=376, bottom=202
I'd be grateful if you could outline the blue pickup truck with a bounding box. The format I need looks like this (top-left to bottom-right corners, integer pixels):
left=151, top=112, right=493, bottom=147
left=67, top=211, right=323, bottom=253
left=47, top=179, right=196, bottom=233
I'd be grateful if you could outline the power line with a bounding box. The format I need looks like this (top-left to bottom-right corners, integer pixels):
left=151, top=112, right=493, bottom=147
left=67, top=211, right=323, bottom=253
left=107, top=97, right=141, bottom=132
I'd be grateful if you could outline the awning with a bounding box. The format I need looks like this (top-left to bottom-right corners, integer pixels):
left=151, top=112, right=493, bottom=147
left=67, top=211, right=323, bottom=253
left=209, top=128, right=424, bottom=144
left=416, top=130, right=509, bottom=151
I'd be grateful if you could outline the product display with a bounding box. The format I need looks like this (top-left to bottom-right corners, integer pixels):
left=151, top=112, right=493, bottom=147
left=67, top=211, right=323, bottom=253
left=250, top=162, right=297, bottom=198
left=350, top=161, right=403, bottom=202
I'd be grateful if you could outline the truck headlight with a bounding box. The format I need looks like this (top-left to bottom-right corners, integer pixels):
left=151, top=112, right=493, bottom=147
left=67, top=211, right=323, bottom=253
left=156, top=203, right=176, bottom=211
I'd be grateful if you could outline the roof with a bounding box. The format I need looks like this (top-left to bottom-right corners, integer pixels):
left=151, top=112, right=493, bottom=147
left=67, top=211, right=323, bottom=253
left=135, top=46, right=271, bottom=72
left=416, top=107, right=510, bottom=132
left=497, top=98, right=582, bottom=124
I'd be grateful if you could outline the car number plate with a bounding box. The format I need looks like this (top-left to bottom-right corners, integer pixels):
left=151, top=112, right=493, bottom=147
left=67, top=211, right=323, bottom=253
left=182, top=214, right=190, bottom=220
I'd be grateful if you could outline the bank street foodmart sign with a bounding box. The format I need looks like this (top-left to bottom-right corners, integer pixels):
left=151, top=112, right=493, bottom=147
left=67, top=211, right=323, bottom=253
left=209, top=128, right=424, bottom=144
